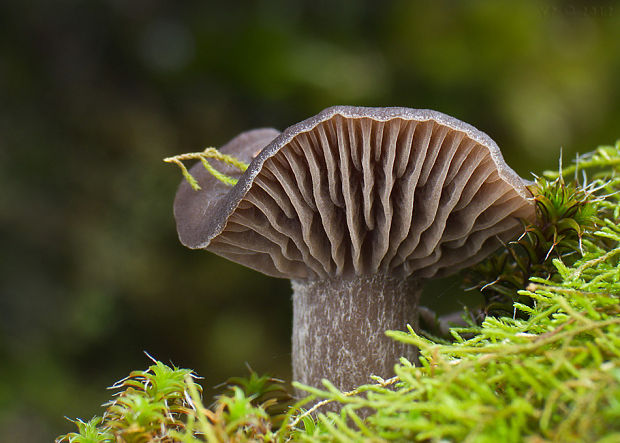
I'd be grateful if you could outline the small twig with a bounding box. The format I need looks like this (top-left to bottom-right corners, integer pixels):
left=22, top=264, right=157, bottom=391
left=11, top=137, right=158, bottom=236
left=288, top=376, right=400, bottom=428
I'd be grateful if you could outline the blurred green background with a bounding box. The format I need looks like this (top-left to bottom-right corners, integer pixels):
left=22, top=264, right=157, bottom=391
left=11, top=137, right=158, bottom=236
left=1, top=0, right=618, bottom=440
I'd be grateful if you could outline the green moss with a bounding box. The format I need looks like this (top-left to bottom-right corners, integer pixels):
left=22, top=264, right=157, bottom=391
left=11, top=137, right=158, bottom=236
left=164, top=148, right=249, bottom=190
left=59, top=141, right=620, bottom=442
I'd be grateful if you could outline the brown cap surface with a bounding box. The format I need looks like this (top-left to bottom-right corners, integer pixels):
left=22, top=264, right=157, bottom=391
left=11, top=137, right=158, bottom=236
left=174, top=106, right=535, bottom=281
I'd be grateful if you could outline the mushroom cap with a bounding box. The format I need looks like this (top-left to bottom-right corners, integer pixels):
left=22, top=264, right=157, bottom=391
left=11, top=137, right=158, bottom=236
left=174, top=106, right=535, bottom=280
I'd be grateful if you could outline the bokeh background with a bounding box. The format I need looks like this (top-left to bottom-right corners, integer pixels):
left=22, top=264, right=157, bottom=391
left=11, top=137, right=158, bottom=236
left=1, top=0, right=619, bottom=440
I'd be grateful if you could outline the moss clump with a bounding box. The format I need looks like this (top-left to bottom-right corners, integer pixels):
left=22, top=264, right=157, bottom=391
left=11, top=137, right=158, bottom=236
left=59, top=141, right=620, bottom=442
left=57, top=358, right=291, bottom=443
left=466, top=160, right=601, bottom=319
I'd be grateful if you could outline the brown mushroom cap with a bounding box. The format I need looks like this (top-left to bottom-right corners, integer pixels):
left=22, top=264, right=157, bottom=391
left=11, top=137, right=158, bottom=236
left=174, top=106, right=534, bottom=282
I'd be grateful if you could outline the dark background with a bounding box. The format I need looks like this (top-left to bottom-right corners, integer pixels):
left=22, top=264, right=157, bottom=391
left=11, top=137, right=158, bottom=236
left=1, top=0, right=618, bottom=440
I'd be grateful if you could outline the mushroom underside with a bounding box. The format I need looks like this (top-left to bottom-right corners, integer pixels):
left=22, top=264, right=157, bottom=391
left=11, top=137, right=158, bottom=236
left=204, top=115, right=532, bottom=283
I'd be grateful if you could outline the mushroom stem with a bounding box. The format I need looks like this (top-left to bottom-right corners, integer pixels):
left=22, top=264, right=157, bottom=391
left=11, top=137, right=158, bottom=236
left=291, top=275, right=420, bottom=397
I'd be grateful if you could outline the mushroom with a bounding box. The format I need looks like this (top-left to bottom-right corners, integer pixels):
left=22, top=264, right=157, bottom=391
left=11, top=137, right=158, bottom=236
left=172, top=106, right=535, bottom=395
